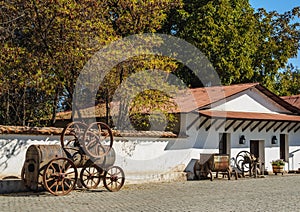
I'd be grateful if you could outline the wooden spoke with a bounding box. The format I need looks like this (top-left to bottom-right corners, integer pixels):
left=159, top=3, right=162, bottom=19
left=83, top=122, right=113, bottom=158
left=80, top=164, right=102, bottom=189
left=43, top=158, right=78, bottom=196
left=103, top=166, right=125, bottom=192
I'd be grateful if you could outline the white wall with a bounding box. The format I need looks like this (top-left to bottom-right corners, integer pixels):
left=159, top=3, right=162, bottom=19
left=289, top=132, right=300, bottom=170
left=185, top=112, right=300, bottom=172
left=0, top=134, right=196, bottom=183
left=212, top=89, right=290, bottom=113
left=0, top=113, right=299, bottom=182
left=0, top=134, right=61, bottom=176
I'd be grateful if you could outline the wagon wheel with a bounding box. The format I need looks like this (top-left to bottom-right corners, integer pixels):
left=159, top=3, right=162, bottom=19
left=80, top=164, right=104, bottom=189
left=103, top=166, right=125, bottom=192
left=235, top=150, right=253, bottom=173
left=83, top=122, right=113, bottom=158
left=43, top=157, right=78, bottom=196
left=60, top=121, right=88, bottom=149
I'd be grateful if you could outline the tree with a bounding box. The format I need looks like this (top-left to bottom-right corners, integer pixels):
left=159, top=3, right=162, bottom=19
left=275, top=64, right=300, bottom=96
left=162, top=0, right=300, bottom=89
left=0, top=0, right=181, bottom=128
left=95, top=0, right=181, bottom=129
left=0, top=0, right=115, bottom=126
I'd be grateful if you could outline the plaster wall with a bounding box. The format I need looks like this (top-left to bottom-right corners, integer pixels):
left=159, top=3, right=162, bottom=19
left=0, top=134, right=195, bottom=183
left=212, top=89, right=290, bottom=113
left=185, top=112, right=300, bottom=172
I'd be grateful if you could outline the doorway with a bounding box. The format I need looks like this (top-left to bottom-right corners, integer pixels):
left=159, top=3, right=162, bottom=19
left=280, top=134, right=289, bottom=162
left=250, top=140, right=265, bottom=173
left=219, top=133, right=230, bottom=156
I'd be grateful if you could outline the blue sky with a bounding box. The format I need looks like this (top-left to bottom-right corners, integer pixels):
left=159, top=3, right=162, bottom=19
left=249, top=0, right=300, bottom=68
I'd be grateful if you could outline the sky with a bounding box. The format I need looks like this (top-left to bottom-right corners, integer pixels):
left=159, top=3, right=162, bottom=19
left=249, top=0, right=300, bottom=68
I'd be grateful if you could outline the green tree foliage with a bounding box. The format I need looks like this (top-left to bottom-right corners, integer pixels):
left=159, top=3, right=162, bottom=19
left=163, top=0, right=300, bottom=89
left=0, top=0, right=180, bottom=128
left=1, top=0, right=299, bottom=128
left=275, top=64, right=300, bottom=96
left=0, top=0, right=115, bottom=126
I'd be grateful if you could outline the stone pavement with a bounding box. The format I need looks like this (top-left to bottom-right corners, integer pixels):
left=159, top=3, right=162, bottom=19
left=1, top=175, right=300, bottom=212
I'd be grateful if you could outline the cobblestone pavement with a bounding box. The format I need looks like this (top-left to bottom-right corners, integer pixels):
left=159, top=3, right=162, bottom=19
left=1, top=175, right=300, bottom=212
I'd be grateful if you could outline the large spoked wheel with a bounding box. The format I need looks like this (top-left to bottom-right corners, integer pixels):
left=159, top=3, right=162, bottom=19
left=60, top=122, right=88, bottom=149
left=103, top=166, right=125, bottom=192
left=80, top=164, right=104, bottom=189
left=83, top=122, right=113, bottom=158
left=236, top=150, right=252, bottom=172
left=43, top=157, right=78, bottom=196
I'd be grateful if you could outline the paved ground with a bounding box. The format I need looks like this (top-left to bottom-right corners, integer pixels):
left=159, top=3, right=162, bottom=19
left=1, top=174, right=300, bottom=212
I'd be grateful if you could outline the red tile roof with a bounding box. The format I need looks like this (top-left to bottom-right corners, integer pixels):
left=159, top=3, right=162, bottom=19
left=0, top=125, right=177, bottom=137
left=282, top=95, right=300, bottom=110
left=199, top=110, right=300, bottom=122
left=178, top=83, right=259, bottom=112
left=56, top=83, right=300, bottom=118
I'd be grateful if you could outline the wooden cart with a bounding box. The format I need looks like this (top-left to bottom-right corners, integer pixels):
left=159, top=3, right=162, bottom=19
left=194, top=153, right=235, bottom=181
left=21, top=121, right=125, bottom=196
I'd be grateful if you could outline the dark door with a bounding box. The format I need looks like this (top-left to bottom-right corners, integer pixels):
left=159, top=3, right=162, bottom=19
left=250, top=140, right=259, bottom=158
left=280, top=134, right=286, bottom=161
left=219, top=133, right=227, bottom=154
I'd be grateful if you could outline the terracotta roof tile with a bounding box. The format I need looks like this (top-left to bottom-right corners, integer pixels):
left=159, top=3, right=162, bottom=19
left=0, top=125, right=177, bottom=138
left=199, top=110, right=300, bottom=122
left=178, top=83, right=258, bottom=112
left=282, top=94, right=300, bottom=109
left=0, top=125, right=63, bottom=135
left=55, top=83, right=300, bottom=118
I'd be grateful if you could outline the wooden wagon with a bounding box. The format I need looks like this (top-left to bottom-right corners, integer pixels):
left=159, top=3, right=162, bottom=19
left=21, top=121, right=125, bottom=195
left=194, top=153, right=236, bottom=181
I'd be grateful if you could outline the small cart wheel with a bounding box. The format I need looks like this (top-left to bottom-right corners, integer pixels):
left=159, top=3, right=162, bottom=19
left=80, top=164, right=104, bottom=189
left=60, top=122, right=88, bottom=149
left=103, top=166, right=125, bottom=192
left=43, top=157, right=78, bottom=196
left=83, top=122, right=113, bottom=158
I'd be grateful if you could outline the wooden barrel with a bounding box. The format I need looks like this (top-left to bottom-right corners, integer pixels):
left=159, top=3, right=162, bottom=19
left=213, top=154, right=229, bottom=171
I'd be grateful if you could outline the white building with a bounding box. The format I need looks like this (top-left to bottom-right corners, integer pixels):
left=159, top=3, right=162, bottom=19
left=1, top=83, right=300, bottom=183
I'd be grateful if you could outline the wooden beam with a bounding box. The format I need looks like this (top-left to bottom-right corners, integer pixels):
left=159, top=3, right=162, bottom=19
left=259, top=121, right=271, bottom=132
left=242, top=120, right=254, bottom=132
left=295, top=124, right=300, bottom=133
left=187, top=115, right=200, bottom=130
left=233, top=120, right=245, bottom=132
left=206, top=119, right=218, bottom=131
left=225, top=120, right=237, bottom=131
left=274, top=122, right=284, bottom=132
left=288, top=123, right=299, bottom=133
left=197, top=117, right=209, bottom=130
left=250, top=121, right=262, bottom=132
left=281, top=122, right=292, bottom=132
left=215, top=119, right=227, bottom=131
left=266, top=122, right=277, bottom=132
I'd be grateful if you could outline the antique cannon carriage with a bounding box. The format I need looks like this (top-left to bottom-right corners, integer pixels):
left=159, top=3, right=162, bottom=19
left=194, top=153, right=235, bottom=180
left=21, top=121, right=125, bottom=195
